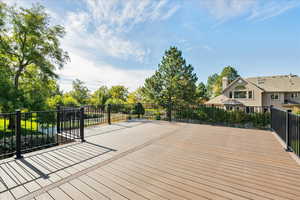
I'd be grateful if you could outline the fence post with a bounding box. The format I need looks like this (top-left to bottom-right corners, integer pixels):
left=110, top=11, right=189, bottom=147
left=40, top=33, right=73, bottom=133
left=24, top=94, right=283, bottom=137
left=80, top=107, right=85, bottom=142
left=15, top=110, right=23, bottom=159
left=168, top=103, right=172, bottom=122
left=270, top=105, right=273, bottom=130
left=56, top=105, right=61, bottom=134
left=286, top=109, right=292, bottom=151
left=108, top=104, right=111, bottom=125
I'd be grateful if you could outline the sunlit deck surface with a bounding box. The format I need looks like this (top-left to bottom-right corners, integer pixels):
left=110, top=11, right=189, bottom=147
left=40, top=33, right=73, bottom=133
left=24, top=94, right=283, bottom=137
left=0, top=120, right=300, bottom=200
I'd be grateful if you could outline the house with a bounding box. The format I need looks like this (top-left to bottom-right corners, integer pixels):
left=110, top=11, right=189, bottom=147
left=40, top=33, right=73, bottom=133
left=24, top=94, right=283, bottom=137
left=205, top=74, right=300, bottom=112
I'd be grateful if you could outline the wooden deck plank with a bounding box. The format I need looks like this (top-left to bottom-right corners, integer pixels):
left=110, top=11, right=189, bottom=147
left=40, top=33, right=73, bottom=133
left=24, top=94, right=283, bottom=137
left=69, top=179, right=108, bottom=200
left=48, top=188, right=72, bottom=200
left=1, top=121, right=300, bottom=200
left=78, top=175, right=127, bottom=200
left=59, top=183, right=91, bottom=200
left=34, top=193, right=54, bottom=200
left=87, top=171, right=148, bottom=200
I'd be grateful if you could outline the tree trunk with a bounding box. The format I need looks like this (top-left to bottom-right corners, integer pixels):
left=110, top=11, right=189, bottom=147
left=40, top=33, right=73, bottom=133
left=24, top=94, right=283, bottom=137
left=14, top=71, right=21, bottom=90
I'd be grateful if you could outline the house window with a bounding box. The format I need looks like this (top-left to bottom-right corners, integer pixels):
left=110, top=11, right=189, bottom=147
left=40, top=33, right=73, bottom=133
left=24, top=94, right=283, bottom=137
left=291, top=93, right=299, bottom=99
left=246, top=107, right=254, bottom=113
left=234, top=91, right=247, bottom=99
left=229, top=91, right=233, bottom=98
left=271, top=93, right=279, bottom=100
left=248, top=91, right=253, bottom=99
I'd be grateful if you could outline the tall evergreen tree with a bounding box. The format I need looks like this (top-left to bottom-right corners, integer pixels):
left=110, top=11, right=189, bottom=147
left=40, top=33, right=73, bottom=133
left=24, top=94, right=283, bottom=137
left=143, top=46, right=198, bottom=108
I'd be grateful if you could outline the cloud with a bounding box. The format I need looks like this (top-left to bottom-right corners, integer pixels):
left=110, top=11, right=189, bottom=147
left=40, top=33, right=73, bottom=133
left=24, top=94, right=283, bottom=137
left=58, top=0, right=179, bottom=91
left=200, top=0, right=300, bottom=22
left=61, top=0, right=179, bottom=63
left=58, top=52, right=153, bottom=92
left=248, top=1, right=300, bottom=21
left=201, top=0, right=255, bottom=21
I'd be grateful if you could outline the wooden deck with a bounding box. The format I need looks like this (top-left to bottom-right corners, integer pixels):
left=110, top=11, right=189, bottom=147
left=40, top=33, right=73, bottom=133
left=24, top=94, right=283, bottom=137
left=1, top=120, right=300, bottom=200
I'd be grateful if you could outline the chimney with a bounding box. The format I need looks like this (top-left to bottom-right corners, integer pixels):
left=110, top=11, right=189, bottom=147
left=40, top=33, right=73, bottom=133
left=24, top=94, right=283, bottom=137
left=222, top=77, right=228, bottom=91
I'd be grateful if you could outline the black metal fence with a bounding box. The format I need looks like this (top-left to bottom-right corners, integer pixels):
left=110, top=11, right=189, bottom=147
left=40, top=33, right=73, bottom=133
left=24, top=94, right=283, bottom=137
left=0, top=113, right=16, bottom=159
left=0, top=103, right=273, bottom=160
left=0, top=108, right=84, bottom=159
left=271, top=107, right=300, bottom=157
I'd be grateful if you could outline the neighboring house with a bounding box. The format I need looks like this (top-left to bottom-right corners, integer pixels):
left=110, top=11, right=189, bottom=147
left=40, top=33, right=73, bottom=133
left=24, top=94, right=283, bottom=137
left=205, top=74, right=300, bottom=112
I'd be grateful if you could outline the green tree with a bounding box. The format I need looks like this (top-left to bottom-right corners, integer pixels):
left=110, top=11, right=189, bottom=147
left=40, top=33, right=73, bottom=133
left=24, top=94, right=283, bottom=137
left=206, top=66, right=239, bottom=98
left=127, top=87, right=145, bottom=104
left=108, top=85, right=129, bottom=103
left=62, top=94, right=79, bottom=107
left=0, top=3, right=69, bottom=100
left=143, top=46, right=198, bottom=108
left=69, top=79, right=90, bottom=105
left=206, top=73, right=219, bottom=98
left=90, top=86, right=110, bottom=108
left=196, top=82, right=208, bottom=103
left=214, top=66, right=239, bottom=96
left=0, top=66, right=19, bottom=112
left=19, top=65, right=60, bottom=111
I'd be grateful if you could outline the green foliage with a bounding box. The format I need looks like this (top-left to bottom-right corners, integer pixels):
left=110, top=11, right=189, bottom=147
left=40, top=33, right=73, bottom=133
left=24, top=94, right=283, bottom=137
left=143, top=46, right=198, bottom=108
left=69, top=79, right=90, bottom=105
left=133, top=103, right=145, bottom=115
left=0, top=3, right=68, bottom=112
left=173, top=105, right=270, bottom=129
left=206, top=66, right=239, bottom=98
left=127, top=87, right=144, bottom=104
left=206, top=73, right=219, bottom=98
left=196, top=82, right=208, bottom=103
left=0, top=66, right=19, bottom=112
left=20, top=65, right=60, bottom=111
left=0, top=3, right=69, bottom=89
left=89, top=86, right=110, bottom=108
left=108, top=86, right=128, bottom=102
left=46, top=95, right=63, bottom=109
left=62, top=95, right=79, bottom=107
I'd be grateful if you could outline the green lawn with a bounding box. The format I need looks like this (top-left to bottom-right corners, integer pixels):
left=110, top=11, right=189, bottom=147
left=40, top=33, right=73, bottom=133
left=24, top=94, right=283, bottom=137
left=0, top=118, right=38, bottom=135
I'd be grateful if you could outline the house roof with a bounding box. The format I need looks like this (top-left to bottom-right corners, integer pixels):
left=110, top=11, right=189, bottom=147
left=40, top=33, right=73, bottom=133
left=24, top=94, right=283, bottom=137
left=204, top=95, right=225, bottom=105
left=205, top=95, right=244, bottom=105
left=245, top=75, right=300, bottom=92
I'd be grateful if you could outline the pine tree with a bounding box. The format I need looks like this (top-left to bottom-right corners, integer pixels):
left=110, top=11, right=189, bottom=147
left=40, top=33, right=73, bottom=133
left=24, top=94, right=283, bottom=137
left=143, top=46, right=198, bottom=108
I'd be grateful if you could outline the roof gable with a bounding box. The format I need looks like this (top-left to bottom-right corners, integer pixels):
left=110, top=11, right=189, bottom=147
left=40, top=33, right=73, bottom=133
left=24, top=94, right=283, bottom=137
left=222, top=77, right=264, bottom=93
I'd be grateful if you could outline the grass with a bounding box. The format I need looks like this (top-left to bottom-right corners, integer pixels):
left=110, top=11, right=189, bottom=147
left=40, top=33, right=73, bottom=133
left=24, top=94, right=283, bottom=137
left=291, top=140, right=300, bottom=156
left=0, top=118, right=38, bottom=133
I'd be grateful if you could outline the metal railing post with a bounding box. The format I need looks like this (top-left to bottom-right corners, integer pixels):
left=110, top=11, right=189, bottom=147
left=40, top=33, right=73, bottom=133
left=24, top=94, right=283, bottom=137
left=167, top=103, right=172, bottom=122
left=286, top=109, right=292, bottom=151
left=270, top=105, right=273, bottom=130
left=15, top=110, right=23, bottom=159
left=80, top=107, right=85, bottom=142
left=108, top=104, right=111, bottom=125
left=56, top=105, right=61, bottom=134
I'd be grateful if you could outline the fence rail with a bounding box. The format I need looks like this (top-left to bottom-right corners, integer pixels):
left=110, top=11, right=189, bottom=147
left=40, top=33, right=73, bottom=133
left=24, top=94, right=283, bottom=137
left=271, top=107, right=300, bottom=157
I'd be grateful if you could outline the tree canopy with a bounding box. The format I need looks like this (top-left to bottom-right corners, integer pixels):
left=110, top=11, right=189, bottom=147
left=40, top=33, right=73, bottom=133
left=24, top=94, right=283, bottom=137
left=143, top=46, right=198, bottom=107
left=0, top=3, right=69, bottom=111
left=206, top=66, right=239, bottom=98
left=68, top=79, right=90, bottom=105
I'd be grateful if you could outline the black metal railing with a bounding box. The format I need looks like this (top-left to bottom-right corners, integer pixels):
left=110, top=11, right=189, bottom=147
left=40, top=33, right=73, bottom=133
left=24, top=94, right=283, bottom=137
left=84, top=105, right=107, bottom=126
left=0, top=108, right=84, bottom=159
left=271, top=107, right=300, bottom=157
left=0, top=103, right=273, bottom=160
left=0, top=113, right=16, bottom=159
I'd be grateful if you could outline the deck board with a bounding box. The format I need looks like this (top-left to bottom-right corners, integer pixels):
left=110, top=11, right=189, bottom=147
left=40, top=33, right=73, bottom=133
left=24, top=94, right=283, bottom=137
left=0, top=120, right=299, bottom=200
